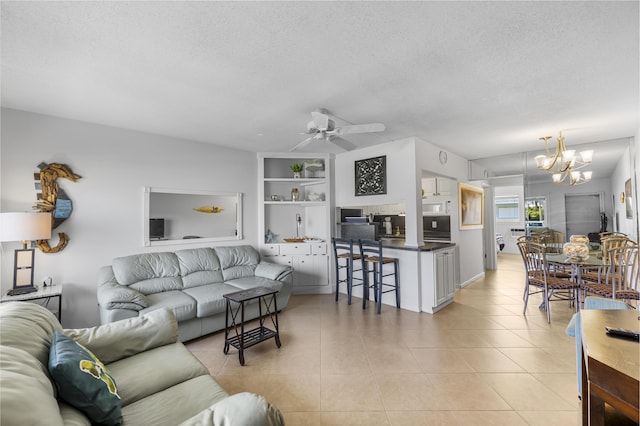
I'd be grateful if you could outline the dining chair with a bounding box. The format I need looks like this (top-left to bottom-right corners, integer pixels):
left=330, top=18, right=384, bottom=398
left=358, top=239, right=400, bottom=314
left=580, top=235, right=632, bottom=284
left=331, top=237, right=363, bottom=305
left=581, top=244, right=639, bottom=307
left=517, top=240, right=580, bottom=323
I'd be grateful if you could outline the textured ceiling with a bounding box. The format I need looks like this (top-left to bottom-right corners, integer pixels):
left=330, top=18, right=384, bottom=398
left=1, top=1, right=638, bottom=164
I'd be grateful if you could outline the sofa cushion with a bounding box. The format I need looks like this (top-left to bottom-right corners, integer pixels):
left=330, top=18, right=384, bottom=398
left=0, top=301, right=62, bottom=366
left=140, top=291, right=197, bottom=322
left=48, top=332, right=122, bottom=426
left=214, top=246, right=260, bottom=280
left=121, top=375, right=228, bottom=426
left=65, top=308, right=179, bottom=364
left=179, top=392, right=284, bottom=426
left=183, top=283, right=246, bottom=317
left=112, top=252, right=183, bottom=294
left=176, top=248, right=224, bottom=289
left=0, top=345, right=63, bottom=426
left=107, top=342, right=208, bottom=406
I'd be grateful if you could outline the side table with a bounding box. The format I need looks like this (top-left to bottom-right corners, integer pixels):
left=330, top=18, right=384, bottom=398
left=1, top=285, right=63, bottom=322
left=223, top=287, right=281, bottom=365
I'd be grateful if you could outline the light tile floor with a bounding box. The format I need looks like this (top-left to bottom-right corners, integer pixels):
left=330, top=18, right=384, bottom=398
left=185, top=253, right=634, bottom=425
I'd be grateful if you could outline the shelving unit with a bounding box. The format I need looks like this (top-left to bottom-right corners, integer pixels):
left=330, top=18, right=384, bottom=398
left=258, top=153, right=334, bottom=294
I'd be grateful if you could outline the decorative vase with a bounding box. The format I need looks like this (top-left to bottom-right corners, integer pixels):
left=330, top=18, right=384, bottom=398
left=291, top=188, right=299, bottom=201
left=293, top=172, right=301, bottom=179
left=563, top=242, right=590, bottom=261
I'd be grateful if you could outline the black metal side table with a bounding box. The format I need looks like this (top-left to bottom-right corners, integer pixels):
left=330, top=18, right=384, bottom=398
left=223, top=287, right=281, bottom=365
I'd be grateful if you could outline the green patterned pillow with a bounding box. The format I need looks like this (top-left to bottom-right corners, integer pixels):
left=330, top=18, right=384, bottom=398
left=48, top=331, right=122, bottom=425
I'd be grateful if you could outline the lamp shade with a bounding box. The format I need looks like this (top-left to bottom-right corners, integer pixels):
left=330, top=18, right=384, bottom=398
left=0, top=212, right=52, bottom=242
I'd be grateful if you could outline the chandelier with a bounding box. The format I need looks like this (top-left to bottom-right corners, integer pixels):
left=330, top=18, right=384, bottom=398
left=534, top=132, right=593, bottom=185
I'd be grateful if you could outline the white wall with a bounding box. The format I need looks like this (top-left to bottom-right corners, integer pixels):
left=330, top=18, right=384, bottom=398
left=1, top=108, right=258, bottom=328
left=334, top=136, right=485, bottom=290
left=610, top=142, right=636, bottom=238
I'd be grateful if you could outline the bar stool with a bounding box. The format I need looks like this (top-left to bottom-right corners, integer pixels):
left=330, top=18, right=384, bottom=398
left=358, top=239, right=400, bottom=314
left=332, top=237, right=364, bottom=305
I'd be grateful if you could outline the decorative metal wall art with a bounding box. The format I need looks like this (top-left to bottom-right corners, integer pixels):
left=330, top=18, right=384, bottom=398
left=33, top=162, right=82, bottom=253
left=354, top=155, right=386, bottom=196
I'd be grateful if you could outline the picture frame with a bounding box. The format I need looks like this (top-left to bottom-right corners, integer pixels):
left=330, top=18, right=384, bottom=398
left=625, top=178, right=632, bottom=219
left=354, top=155, right=387, bottom=196
left=458, top=182, right=484, bottom=229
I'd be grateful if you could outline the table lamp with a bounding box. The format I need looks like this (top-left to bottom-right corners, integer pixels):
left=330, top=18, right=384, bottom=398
left=0, top=212, right=52, bottom=295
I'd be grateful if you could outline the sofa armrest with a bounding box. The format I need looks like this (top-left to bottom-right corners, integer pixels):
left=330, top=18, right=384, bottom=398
left=254, top=262, right=293, bottom=281
left=64, top=308, right=179, bottom=364
left=97, top=280, right=148, bottom=311
left=178, top=392, right=284, bottom=426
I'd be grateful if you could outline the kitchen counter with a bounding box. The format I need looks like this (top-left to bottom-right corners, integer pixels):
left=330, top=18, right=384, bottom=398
left=378, top=238, right=455, bottom=251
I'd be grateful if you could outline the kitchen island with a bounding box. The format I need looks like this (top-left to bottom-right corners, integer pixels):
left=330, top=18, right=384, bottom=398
left=348, top=238, right=457, bottom=313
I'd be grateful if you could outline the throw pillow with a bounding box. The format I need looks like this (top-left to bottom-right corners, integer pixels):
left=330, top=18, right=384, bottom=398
left=48, top=331, right=122, bottom=425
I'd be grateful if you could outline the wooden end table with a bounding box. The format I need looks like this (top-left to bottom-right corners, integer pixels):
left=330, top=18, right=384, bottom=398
left=580, top=309, right=639, bottom=425
left=223, top=287, right=281, bottom=365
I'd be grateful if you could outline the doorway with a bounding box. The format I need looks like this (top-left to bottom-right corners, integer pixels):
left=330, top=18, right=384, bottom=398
left=564, top=193, right=602, bottom=238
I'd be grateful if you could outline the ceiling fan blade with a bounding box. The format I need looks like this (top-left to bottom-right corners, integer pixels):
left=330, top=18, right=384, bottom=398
left=335, top=123, right=385, bottom=135
left=290, top=136, right=315, bottom=152
left=329, top=136, right=357, bottom=151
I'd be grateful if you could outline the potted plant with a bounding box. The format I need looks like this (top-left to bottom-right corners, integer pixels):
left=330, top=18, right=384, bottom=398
left=290, top=163, right=304, bottom=178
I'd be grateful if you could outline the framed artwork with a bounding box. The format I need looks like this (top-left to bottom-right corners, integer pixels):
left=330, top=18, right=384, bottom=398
left=355, top=155, right=387, bottom=196
left=459, top=182, right=484, bottom=229
left=625, top=178, right=633, bottom=219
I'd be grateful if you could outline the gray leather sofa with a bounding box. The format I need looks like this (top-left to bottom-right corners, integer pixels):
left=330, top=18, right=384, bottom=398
left=97, top=245, right=292, bottom=341
left=0, top=302, right=284, bottom=425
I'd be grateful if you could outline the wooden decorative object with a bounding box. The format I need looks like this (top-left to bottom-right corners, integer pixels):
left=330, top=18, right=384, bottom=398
left=33, top=162, right=82, bottom=253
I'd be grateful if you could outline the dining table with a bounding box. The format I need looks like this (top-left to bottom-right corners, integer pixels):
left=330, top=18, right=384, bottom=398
left=546, top=252, right=606, bottom=285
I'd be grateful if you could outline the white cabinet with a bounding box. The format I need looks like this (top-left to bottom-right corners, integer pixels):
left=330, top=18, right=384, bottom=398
left=421, top=247, right=457, bottom=313
left=422, top=177, right=451, bottom=197
left=435, top=248, right=456, bottom=307
left=258, top=153, right=333, bottom=294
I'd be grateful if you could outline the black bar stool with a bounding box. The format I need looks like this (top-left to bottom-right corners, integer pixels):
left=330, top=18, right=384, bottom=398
left=332, top=237, right=364, bottom=305
left=358, top=239, right=400, bottom=314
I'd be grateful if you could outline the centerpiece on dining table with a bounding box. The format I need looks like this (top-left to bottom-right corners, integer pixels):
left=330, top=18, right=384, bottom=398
left=563, top=235, right=590, bottom=261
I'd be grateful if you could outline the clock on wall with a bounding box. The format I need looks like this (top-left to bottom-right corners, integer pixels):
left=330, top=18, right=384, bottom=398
left=439, top=151, right=448, bottom=165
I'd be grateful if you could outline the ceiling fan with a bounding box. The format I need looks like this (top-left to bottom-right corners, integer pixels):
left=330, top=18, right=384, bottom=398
left=290, top=108, right=385, bottom=152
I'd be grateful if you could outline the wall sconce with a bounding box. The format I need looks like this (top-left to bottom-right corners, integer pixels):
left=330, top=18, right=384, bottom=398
left=0, top=212, right=52, bottom=295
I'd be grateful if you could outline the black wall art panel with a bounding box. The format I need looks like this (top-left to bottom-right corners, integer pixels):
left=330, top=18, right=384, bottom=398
left=354, top=155, right=387, bottom=196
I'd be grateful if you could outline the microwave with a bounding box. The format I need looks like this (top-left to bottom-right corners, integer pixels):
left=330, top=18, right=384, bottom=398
left=423, top=201, right=448, bottom=215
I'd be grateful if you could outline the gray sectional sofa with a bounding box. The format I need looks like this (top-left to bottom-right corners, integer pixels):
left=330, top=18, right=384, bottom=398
left=0, top=301, right=284, bottom=425
left=97, top=245, right=292, bottom=341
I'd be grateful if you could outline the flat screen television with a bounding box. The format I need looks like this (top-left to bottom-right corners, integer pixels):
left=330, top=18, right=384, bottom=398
left=149, top=218, right=165, bottom=240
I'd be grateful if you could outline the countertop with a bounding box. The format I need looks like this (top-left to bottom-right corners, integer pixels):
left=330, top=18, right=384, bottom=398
left=379, top=238, right=456, bottom=252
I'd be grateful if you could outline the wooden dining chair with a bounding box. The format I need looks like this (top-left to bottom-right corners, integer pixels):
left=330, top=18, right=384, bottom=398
left=331, top=237, right=364, bottom=305
left=358, top=239, right=400, bottom=314
left=517, top=240, right=580, bottom=323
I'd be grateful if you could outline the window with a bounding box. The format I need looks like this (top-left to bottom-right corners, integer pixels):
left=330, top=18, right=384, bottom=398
left=525, top=197, right=546, bottom=225
left=495, top=196, right=520, bottom=221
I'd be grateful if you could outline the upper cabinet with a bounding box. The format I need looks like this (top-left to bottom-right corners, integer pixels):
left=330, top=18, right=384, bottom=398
left=422, top=177, right=452, bottom=197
